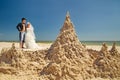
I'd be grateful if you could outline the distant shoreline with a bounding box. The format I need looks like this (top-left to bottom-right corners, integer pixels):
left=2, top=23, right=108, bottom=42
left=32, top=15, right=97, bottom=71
left=0, top=41, right=120, bottom=46
left=81, top=41, right=120, bottom=46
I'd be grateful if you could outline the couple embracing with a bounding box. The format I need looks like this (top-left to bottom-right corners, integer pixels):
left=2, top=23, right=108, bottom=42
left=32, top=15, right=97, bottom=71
left=16, top=18, right=40, bottom=49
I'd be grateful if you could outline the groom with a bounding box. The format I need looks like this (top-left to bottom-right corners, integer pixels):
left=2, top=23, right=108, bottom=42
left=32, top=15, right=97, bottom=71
left=16, top=18, right=26, bottom=48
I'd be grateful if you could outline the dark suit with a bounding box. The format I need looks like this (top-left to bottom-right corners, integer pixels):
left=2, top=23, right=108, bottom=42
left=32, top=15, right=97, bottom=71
left=16, top=23, right=26, bottom=31
left=16, top=23, right=26, bottom=42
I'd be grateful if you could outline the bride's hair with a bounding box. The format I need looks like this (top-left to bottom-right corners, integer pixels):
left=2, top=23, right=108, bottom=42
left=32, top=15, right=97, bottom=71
left=27, top=22, right=34, bottom=30
left=27, top=22, right=30, bottom=25
left=26, top=22, right=31, bottom=28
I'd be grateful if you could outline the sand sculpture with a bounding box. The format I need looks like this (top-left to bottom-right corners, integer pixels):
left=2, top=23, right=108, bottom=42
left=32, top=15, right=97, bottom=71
left=0, top=12, right=120, bottom=80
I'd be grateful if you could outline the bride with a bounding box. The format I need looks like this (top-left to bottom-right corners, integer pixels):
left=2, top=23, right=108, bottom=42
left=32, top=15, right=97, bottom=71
left=25, top=22, right=40, bottom=49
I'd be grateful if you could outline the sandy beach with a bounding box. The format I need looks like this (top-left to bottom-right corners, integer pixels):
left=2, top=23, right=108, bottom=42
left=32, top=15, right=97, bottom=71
left=0, top=42, right=51, bottom=52
left=0, top=42, right=120, bottom=53
left=0, top=42, right=120, bottom=80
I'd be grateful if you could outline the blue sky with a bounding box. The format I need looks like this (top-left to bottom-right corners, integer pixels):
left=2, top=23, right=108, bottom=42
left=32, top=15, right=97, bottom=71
left=0, top=0, right=120, bottom=41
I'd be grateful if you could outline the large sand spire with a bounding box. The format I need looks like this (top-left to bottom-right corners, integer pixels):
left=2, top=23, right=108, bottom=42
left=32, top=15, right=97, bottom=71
left=46, top=11, right=88, bottom=62
left=42, top=12, right=93, bottom=80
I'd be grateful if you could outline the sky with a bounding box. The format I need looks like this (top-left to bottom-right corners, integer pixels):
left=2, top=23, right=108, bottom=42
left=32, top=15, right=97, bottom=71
left=0, top=0, right=120, bottom=41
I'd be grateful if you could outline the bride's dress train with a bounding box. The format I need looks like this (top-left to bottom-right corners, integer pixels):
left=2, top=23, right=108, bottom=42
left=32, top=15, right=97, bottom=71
left=25, top=22, right=40, bottom=49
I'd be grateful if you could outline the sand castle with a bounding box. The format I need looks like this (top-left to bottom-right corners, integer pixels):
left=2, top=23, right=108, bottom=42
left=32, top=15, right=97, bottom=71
left=0, top=12, right=120, bottom=80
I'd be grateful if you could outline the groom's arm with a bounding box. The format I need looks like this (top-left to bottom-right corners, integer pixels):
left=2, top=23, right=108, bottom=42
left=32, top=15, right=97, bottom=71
left=16, top=23, right=21, bottom=31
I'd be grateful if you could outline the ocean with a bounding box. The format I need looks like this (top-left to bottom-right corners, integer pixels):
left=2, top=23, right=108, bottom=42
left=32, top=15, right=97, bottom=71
left=0, top=41, right=120, bottom=46
left=38, top=41, right=120, bottom=46
left=81, top=41, right=120, bottom=46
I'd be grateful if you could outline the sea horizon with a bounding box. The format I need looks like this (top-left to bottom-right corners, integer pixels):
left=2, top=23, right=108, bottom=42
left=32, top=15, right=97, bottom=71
left=0, top=40, right=120, bottom=46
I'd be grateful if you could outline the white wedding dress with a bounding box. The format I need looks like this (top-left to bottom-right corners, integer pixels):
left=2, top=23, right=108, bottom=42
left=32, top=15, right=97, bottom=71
left=25, top=22, right=40, bottom=49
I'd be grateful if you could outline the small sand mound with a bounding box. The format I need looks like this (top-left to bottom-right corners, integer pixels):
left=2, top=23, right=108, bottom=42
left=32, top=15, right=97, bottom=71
left=109, top=42, right=119, bottom=56
left=94, top=44, right=120, bottom=78
left=90, top=43, right=120, bottom=78
left=0, top=43, right=47, bottom=79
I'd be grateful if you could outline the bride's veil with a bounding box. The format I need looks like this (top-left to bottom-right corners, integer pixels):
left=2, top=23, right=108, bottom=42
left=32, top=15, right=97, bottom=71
left=27, top=22, right=36, bottom=40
